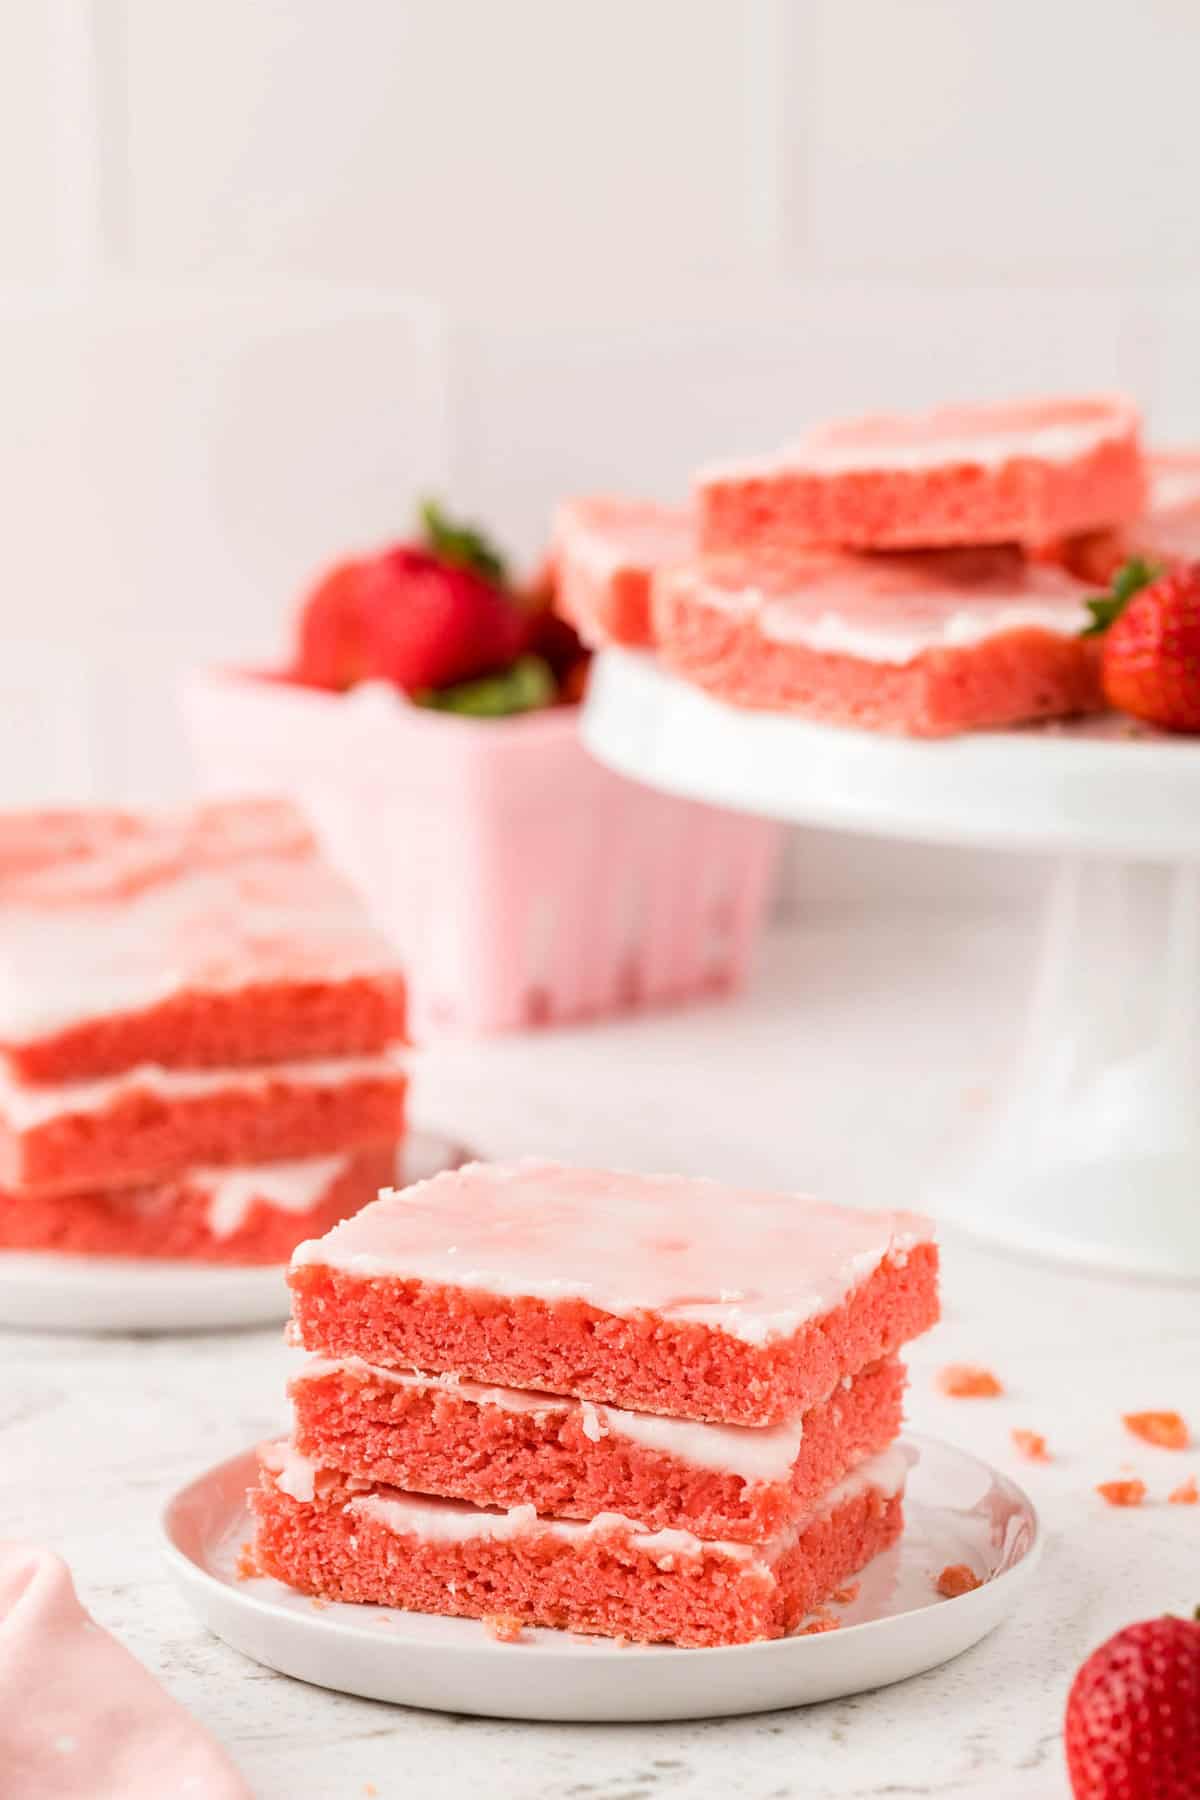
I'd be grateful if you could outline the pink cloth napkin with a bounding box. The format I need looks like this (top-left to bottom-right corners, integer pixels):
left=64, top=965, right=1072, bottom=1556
left=0, top=1543, right=250, bottom=1799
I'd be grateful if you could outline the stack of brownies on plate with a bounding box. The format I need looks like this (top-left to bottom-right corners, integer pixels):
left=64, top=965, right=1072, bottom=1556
left=253, top=1161, right=939, bottom=1647
left=555, top=394, right=1152, bottom=736
left=0, top=799, right=407, bottom=1263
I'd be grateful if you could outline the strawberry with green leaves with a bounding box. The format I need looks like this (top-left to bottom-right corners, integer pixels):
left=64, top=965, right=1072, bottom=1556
left=1084, top=556, right=1200, bottom=732
left=293, top=500, right=576, bottom=713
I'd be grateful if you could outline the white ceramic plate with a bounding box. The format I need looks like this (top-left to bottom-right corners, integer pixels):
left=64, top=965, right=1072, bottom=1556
left=163, top=1434, right=1041, bottom=1722
left=0, top=1130, right=465, bottom=1334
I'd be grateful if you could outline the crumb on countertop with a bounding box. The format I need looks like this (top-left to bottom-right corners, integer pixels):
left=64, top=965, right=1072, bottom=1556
left=936, top=1364, right=1004, bottom=1398
left=1123, top=1410, right=1190, bottom=1451
left=1097, top=1478, right=1147, bottom=1508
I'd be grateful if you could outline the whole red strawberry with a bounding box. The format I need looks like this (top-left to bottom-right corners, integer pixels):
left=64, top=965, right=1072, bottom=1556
left=358, top=543, right=526, bottom=691
left=295, top=559, right=370, bottom=690
left=1085, top=558, right=1200, bottom=732
left=1064, top=1610, right=1200, bottom=1798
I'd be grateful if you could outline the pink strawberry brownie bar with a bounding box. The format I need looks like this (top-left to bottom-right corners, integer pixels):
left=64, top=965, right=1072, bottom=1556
left=252, top=1438, right=909, bottom=1648
left=697, top=395, right=1144, bottom=555
left=289, top=1352, right=906, bottom=1542
left=653, top=544, right=1101, bottom=736
left=0, top=1054, right=405, bottom=1194
left=0, top=1144, right=395, bottom=1264
left=553, top=496, right=693, bottom=647
left=0, top=800, right=405, bottom=1084
left=288, top=1161, right=938, bottom=1427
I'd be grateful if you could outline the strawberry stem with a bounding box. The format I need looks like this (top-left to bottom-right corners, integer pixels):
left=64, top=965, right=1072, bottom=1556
left=1081, top=556, right=1162, bottom=637
left=418, top=498, right=509, bottom=587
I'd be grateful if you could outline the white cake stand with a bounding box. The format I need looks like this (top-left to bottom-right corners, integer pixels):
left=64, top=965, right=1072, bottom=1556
left=583, top=648, right=1200, bottom=1279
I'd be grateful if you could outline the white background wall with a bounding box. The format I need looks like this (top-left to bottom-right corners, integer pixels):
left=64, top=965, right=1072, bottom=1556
left=3, top=0, right=1199, bottom=902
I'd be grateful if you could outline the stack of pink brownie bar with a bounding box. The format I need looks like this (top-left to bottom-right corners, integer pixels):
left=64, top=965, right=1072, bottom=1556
left=253, top=1160, right=939, bottom=1647
left=0, top=799, right=407, bottom=1263
left=555, top=394, right=1154, bottom=736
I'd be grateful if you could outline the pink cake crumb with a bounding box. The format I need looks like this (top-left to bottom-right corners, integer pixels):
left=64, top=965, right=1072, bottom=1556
left=936, top=1364, right=1004, bottom=1398
left=552, top=496, right=693, bottom=647
left=289, top=1353, right=907, bottom=1543
left=696, top=395, right=1145, bottom=555
left=482, top=1614, right=526, bottom=1644
left=0, top=799, right=405, bottom=1083
left=252, top=1440, right=909, bottom=1649
left=0, top=1056, right=406, bottom=1194
left=935, top=1564, right=982, bottom=1598
left=287, top=1161, right=939, bottom=1428
left=0, top=1143, right=395, bottom=1264
left=652, top=546, right=1101, bottom=738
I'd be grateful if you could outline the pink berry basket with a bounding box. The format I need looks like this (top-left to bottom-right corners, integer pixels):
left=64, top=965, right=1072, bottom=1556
left=182, top=671, right=781, bottom=1039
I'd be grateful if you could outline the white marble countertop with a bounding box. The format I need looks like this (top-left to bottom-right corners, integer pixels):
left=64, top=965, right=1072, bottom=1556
left=3, top=912, right=1198, bottom=1800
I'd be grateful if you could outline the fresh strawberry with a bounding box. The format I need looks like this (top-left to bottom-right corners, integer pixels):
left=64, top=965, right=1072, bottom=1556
left=294, top=559, right=370, bottom=690
left=1065, top=1610, right=1200, bottom=1798
left=517, top=548, right=591, bottom=690
left=417, top=654, right=555, bottom=718
left=1084, top=557, right=1200, bottom=732
left=358, top=545, right=527, bottom=692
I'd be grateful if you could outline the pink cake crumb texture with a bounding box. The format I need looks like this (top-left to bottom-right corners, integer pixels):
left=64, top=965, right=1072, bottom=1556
left=552, top=496, right=694, bottom=647
left=289, top=1352, right=907, bottom=1543
left=0, top=1056, right=406, bottom=1195
left=652, top=547, right=1102, bottom=737
left=0, top=799, right=406, bottom=1083
left=0, top=1144, right=395, bottom=1264
left=287, top=1161, right=939, bottom=1427
left=697, top=394, right=1145, bottom=554
left=252, top=1442, right=907, bottom=1648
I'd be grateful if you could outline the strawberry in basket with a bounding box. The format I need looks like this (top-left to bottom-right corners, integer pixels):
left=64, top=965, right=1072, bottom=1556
left=294, top=501, right=589, bottom=716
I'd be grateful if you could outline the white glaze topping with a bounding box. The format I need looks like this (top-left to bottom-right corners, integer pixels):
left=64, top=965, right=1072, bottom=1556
left=290, top=1354, right=811, bottom=1482
left=1147, top=451, right=1200, bottom=519
left=290, top=1160, right=933, bottom=1347
left=698, top=395, right=1138, bottom=486
left=261, top=1438, right=320, bottom=1503
left=555, top=499, right=694, bottom=582
left=670, top=548, right=1091, bottom=666
left=264, top=1441, right=912, bottom=1568
left=0, top=799, right=398, bottom=1045
left=0, top=1052, right=403, bottom=1130
left=204, top=1153, right=352, bottom=1239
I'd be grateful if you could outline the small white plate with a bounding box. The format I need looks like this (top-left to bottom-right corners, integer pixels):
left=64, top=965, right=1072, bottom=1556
left=163, top=1434, right=1041, bottom=1722
left=0, top=1130, right=465, bottom=1335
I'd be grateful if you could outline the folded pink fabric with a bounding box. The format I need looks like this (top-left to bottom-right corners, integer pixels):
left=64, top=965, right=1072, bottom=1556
left=0, top=1543, right=250, bottom=1799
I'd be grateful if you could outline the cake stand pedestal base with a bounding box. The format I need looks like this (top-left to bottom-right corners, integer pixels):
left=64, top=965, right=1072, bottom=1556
left=936, top=856, right=1200, bottom=1276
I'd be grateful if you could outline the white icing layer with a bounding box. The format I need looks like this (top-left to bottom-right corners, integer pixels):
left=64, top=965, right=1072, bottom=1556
left=0, top=1052, right=404, bottom=1131
left=268, top=1442, right=912, bottom=1568
left=291, top=1354, right=811, bottom=1482
left=699, top=396, right=1138, bottom=486
left=0, top=800, right=398, bottom=1044
left=290, top=1160, right=934, bottom=1347
left=672, top=550, right=1091, bottom=667
left=261, top=1438, right=319, bottom=1504
left=555, top=500, right=693, bottom=583
left=204, top=1152, right=352, bottom=1239
left=1147, top=452, right=1200, bottom=518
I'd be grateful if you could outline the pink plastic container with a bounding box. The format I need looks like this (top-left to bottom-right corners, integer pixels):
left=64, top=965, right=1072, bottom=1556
left=182, top=671, right=780, bottom=1039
